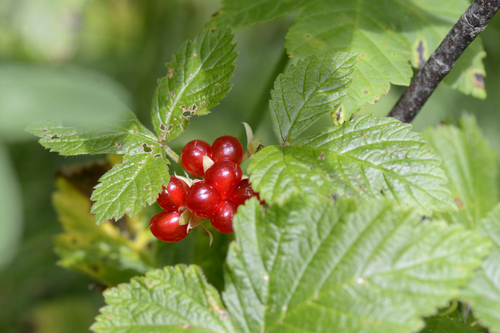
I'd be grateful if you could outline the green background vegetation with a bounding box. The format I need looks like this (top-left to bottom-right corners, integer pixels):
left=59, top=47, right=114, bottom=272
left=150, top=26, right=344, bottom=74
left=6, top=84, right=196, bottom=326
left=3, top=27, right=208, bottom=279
left=1, top=0, right=499, bottom=332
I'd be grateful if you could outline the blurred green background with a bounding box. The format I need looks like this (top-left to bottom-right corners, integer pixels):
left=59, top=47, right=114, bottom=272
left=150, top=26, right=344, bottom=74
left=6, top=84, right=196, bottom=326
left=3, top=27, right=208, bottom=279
left=1, top=0, right=499, bottom=332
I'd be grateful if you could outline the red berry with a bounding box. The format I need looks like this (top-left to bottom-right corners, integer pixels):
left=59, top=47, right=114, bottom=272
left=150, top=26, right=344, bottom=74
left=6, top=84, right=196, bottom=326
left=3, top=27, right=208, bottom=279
left=157, top=176, right=188, bottom=211
left=181, top=140, right=212, bottom=177
left=211, top=199, right=236, bottom=233
left=186, top=182, right=222, bottom=218
left=204, top=161, right=242, bottom=198
left=212, top=136, right=243, bottom=165
left=228, top=179, right=259, bottom=206
left=150, top=210, right=189, bottom=242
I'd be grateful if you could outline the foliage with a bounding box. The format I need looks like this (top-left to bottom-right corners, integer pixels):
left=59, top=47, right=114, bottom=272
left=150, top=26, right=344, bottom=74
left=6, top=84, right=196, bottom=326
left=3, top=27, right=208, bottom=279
left=7, top=0, right=500, bottom=332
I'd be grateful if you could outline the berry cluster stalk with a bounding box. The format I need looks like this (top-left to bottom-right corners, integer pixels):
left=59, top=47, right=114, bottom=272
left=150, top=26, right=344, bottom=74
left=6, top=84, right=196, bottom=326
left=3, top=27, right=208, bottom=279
left=388, top=0, right=500, bottom=123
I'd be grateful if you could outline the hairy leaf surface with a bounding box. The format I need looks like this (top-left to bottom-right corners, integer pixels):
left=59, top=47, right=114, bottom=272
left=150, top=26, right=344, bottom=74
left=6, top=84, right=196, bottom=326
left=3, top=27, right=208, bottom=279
left=92, top=265, right=237, bottom=333
left=26, top=111, right=157, bottom=156
left=270, top=52, right=356, bottom=144
left=424, top=115, right=498, bottom=229
left=224, top=198, right=488, bottom=333
left=54, top=177, right=155, bottom=286
left=90, top=148, right=170, bottom=224
left=151, top=27, right=237, bottom=142
left=249, top=114, right=455, bottom=215
left=461, top=205, right=500, bottom=333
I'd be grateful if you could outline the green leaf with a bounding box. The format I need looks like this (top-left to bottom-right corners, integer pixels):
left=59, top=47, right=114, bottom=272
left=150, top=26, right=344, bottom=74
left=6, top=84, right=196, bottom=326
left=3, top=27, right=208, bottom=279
left=53, top=177, right=156, bottom=286
left=90, top=148, right=170, bottom=224
left=461, top=204, right=500, bottom=333
left=248, top=114, right=455, bottom=215
left=92, top=265, right=237, bottom=333
left=286, top=0, right=413, bottom=119
left=270, top=52, right=356, bottom=144
left=210, top=0, right=309, bottom=30
left=224, top=198, right=488, bottom=333
left=423, top=115, right=498, bottom=229
left=151, top=27, right=238, bottom=142
left=26, top=111, right=158, bottom=156
left=401, top=0, right=486, bottom=99
left=421, top=317, right=481, bottom=333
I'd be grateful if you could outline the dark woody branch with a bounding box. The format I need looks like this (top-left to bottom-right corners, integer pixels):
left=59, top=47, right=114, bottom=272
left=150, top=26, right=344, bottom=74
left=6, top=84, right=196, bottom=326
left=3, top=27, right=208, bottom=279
left=388, top=0, right=500, bottom=123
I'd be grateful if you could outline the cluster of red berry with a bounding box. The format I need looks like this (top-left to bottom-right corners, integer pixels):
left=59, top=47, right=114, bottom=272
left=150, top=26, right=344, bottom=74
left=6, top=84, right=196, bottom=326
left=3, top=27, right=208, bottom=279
left=149, top=136, right=260, bottom=243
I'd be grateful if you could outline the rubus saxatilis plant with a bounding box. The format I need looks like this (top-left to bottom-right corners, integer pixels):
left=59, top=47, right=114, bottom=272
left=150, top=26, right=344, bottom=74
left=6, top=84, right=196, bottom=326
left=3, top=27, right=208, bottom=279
left=27, top=0, right=500, bottom=332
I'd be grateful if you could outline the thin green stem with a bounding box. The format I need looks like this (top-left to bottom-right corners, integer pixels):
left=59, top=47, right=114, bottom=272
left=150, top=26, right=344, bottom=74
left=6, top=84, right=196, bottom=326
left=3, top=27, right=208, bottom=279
left=240, top=48, right=289, bottom=138
left=162, top=144, right=180, bottom=164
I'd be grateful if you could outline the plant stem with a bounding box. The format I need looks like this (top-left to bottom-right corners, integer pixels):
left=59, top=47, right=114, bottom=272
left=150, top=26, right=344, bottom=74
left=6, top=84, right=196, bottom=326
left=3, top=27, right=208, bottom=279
left=241, top=48, right=289, bottom=136
left=163, top=145, right=180, bottom=164
left=388, top=0, right=500, bottom=123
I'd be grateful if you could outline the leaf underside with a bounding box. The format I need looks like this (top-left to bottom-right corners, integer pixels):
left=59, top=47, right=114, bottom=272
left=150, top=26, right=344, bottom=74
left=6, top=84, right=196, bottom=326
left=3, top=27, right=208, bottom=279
left=223, top=198, right=488, bottom=333
left=249, top=114, right=455, bottom=215
left=151, top=27, right=238, bottom=142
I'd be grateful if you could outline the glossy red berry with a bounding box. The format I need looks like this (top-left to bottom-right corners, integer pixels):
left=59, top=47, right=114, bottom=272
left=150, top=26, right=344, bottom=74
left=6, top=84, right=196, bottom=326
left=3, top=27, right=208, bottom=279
left=204, top=161, right=242, bottom=198
left=181, top=140, right=212, bottom=177
left=149, top=210, right=189, bottom=243
left=211, top=136, right=243, bottom=165
left=186, top=182, right=222, bottom=218
left=211, top=199, right=236, bottom=233
left=157, top=176, right=189, bottom=211
left=228, top=179, right=259, bottom=206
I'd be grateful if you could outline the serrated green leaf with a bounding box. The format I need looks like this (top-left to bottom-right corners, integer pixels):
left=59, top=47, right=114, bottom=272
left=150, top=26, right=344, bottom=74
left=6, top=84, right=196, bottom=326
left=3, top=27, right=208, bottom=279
left=92, top=265, right=237, bottom=333
left=401, top=0, right=486, bottom=99
left=286, top=0, right=413, bottom=119
left=461, top=204, right=500, bottom=333
left=249, top=114, right=455, bottom=215
left=224, top=198, right=488, bottom=333
left=53, top=177, right=155, bottom=286
left=151, top=27, right=238, bottom=142
left=421, top=317, right=481, bottom=333
left=26, top=110, right=158, bottom=156
left=423, top=115, right=498, bottom=229
left=210, top=0, right=309, bottom=30
left=90, top=148, right=170, bottom=224
left=270, top=52, right=356, bottom=144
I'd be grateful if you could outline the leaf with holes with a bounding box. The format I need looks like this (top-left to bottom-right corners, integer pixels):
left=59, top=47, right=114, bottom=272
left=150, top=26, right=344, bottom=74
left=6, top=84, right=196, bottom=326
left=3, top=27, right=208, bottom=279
left=461, top=204, right=500, bottom=333
left=26, top=111, right=158, bottom=156
left=423, top=114, right=498, bottom=229
left=223, top=197, right=488, bottom=333
left=151, top=27, right=238, bottom=142
left=91, top=265, right=237, bottom=333
left=53, top=177, right=155, bottom=286
left=248, top=114, right=455, bottom=215
left=270, top=52, right=356, bottom=145
left=210, top=0, right=309, bottom=30
left=90, top=147, right=170, bottom=224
